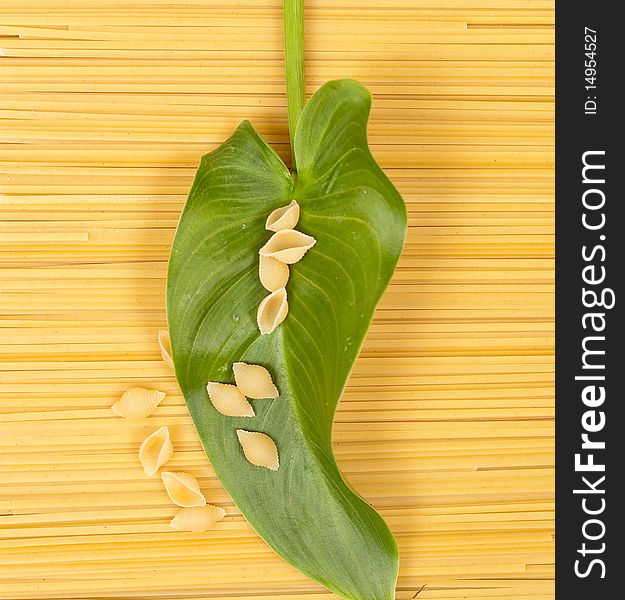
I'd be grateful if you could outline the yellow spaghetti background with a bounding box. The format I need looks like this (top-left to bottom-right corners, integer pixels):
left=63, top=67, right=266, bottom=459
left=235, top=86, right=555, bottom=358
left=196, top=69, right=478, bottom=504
left=0, top=1, right=554, bottom=599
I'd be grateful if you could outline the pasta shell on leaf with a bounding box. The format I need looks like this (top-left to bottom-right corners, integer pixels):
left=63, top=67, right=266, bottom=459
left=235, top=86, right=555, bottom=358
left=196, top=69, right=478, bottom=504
left=233, top=362, right=279, bottom=399
left=206, top=382, right=255, bottom=417
left=256, top=288, right=288, bottom=335
left=170, top=505, right=226, bottom=532
left=161, top=471, right=206, bottom=507
left=111, top=387, right=166, bottom=419
left=259, top=254, right=290, bottom=292
left=258, top=229, right=316, bottom=264
left=165, top=81, right=404, bottom=600
left=158, top=330, right=174, bottom=369
left=265, top=200, right=300, bottom=231
left=236, top=430, right=280, bottom=471
left=139, top=425, right=173, bottom=477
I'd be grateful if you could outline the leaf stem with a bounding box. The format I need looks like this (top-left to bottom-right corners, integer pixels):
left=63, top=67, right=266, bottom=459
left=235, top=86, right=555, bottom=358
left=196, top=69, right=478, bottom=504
left=284, top=0, right=305, bottom=171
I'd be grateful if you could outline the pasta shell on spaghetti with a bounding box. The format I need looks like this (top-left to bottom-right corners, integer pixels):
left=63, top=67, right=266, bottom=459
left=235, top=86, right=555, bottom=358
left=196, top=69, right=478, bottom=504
left=139, top=426, right=173, bottom=477
left=259, top=254, right=290, bottom=292
left=265, top=200, right=300, bottom=232
left=161, top=472, right=206, bottom=507
left=258, top=229, right=316, bottom=264
left=257, top=288, right=288, bottom=335
left=236, top=430, right=280, bottom=471
left=111, top=387, right=166, bottom=419
left=206, top=382, right=254, bottom=417
left=170, top=505, right=226, bottom=532
left=158, top=330, right=174, bottom=369
left=233, top=362, right=279, bottom=399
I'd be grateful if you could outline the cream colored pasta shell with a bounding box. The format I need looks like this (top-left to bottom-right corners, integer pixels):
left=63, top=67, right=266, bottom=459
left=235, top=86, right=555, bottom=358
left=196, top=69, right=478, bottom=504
left=111, top=387, right=166, bottom=419
left=265, top=200, right=300, bottom=232
left=256, top=288, right=288, bottom=335
left=206, top=382, right=254, bottom=417
left=232, top=362, right=279, bottom=399
left=161, top=472, right=206, bottom=507
left=258, top=229, right=316, bottom=264
left=139, top=426, right=173, bottom=477
left=236, top=430, right=280, bottom=471
left=259, top=254, right=290, bottom=292
left=158, top=330, right=174, bottom=369
left=169, top=505, right=226, bottom=532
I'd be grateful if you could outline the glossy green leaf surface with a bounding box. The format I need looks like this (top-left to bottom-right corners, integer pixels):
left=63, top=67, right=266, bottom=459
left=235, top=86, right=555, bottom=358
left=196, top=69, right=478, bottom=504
left=167, top=79, right=406, bottom=600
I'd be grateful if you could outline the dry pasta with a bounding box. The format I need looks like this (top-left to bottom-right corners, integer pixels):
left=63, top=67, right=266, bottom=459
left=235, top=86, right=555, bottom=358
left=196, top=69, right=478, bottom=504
left=259, top=255, right=290, bottom=292
left=257, top=288, right=289, bottom=335
left=170, top=505, right=227, bottom=532
left=158, top=330, right=174, bottom=369
left=259, top=229, right=316, bottom=264
left=206, top=382, right=255, bottom=417
left=161, top=472, right=206, bottom=507
left=266, top=200, right=300, bottom=231
left=232, top=362, right=279, bottom=399
left=236, top=430, right=280, bottom=471
left=138, top=426, right=174, bottom=477
left=0, top=0, right=555, bottom=597
left=111, top=387, right=166, bottom=419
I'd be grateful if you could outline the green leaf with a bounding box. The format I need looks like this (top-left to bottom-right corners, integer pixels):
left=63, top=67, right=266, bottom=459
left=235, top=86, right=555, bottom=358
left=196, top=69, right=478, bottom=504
left=167, top=79, right=406, bottom=600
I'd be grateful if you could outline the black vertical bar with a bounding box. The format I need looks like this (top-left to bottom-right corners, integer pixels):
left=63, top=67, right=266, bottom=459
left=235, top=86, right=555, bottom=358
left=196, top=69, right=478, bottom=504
left=556, top=2, right=621, bottom=597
